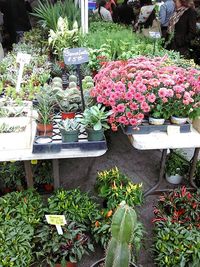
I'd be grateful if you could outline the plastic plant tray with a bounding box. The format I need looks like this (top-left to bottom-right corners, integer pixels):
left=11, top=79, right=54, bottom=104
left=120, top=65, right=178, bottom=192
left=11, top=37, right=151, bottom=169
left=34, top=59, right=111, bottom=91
left=121, top=119, right=191, bottom=135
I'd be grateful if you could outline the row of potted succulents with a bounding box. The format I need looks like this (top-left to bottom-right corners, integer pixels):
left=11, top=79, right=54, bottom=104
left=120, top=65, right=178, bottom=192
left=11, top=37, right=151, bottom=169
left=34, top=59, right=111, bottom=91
left=0, top=167, right=145, bottom=267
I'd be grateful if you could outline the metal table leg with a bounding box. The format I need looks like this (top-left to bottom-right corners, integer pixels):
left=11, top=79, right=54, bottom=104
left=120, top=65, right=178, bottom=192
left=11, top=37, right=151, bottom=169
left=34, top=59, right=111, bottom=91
left=24, top=160, right=34, bottom=188
left=144, top=149, right=168, bottom=197
left=53, top=159, right=60, bottom=189
left=189, top=147, right=200, bottom=189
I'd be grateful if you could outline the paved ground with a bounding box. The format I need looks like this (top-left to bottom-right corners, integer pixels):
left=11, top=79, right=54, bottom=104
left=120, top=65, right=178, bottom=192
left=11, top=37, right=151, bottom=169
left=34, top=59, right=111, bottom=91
left=58, top=129, right=183, bottom=267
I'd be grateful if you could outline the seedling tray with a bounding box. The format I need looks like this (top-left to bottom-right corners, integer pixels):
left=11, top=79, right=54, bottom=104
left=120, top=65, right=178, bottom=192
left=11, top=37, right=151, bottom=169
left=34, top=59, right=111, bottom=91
left=121, top=120, right=191, bottom=135
left=32, top=115, right=107, bottom=153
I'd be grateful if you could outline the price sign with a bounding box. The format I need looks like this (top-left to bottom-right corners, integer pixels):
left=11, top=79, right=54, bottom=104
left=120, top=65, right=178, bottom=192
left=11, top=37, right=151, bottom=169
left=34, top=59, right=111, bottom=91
left=16, top=52, right=31, bottom=93
left=167, top=125, right=180, bottom=135
left=149, top=31, right=161, bottom=39
left=63, top=47, right=89, bottom=65
left=45, top=215, right=66, bottom=235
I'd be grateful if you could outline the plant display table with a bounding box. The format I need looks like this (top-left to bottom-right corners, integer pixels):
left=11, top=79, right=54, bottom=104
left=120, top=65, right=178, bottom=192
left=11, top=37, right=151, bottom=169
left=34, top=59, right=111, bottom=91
left=128, top=127, right=200, bottom=196
left=0, top=124, right=107, bottom=189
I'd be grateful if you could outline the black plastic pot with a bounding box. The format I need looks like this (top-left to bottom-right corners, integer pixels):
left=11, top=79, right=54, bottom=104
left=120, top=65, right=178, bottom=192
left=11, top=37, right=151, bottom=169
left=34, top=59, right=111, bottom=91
left=90, top=258, right=138, bottom=267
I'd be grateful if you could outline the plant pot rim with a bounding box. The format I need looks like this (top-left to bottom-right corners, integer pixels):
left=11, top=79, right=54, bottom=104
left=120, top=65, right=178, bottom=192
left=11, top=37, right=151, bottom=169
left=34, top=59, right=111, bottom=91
left=90, top=258, right=138, bottom=267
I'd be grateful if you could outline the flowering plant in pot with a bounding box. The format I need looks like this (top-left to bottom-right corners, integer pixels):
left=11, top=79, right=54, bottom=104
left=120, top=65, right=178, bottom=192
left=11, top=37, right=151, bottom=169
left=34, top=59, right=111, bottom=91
left=33, top=221, right=94, bottom=267
left=165, top=151, right=189, bottom=184
left=78, top=104, right=112, bottom=141
left=90, top=57, right=200, bottom=131
left=57, top=118, right=83, bottom=142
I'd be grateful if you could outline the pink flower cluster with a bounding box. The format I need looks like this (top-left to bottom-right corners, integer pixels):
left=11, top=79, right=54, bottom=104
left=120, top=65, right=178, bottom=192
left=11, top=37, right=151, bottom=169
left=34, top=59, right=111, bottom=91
left=91, top=57, right=200, bottom=131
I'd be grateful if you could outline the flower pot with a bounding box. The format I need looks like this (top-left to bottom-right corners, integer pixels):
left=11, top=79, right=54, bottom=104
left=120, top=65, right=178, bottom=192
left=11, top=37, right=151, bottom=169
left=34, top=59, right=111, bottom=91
left=171, top=116, right=188, bottom=125
left=165, top=173, right=183, bottom=184
left=60, top=129, right=79, bottom=142
left=43, top=183, right=54, bottom=192
left=61, top=112, right=75, bottom=120
left=192, top=117, right=200, bottom=133
left=86, top=128, right=104, bottom=141
left=149, top=117, right=165, bottom=125
left=92, top=70, right=98, bottom=78
left=90, top=258, right=138, bottom=267
left=37, top=123, right=53, bottom=136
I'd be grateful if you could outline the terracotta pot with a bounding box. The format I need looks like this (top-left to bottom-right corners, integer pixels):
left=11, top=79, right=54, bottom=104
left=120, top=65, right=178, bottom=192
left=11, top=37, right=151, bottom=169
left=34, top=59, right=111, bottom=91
left=37, top=123, right=53, bottom=136
left=3, top=187, right=12, bottom=194
left=43, top=183, right=54, bottom=192
left=54, top=262, right=77, bottom=267
left=61, top=112, right=75, bottom=120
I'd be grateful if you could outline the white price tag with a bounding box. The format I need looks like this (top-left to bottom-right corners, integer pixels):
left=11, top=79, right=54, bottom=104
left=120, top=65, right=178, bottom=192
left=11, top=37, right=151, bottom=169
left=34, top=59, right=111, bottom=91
left=167, top=126, right=180, bottom=135
left=149, top=31, right=161, bottom=39
left=16, top=52, right=31, bottom=64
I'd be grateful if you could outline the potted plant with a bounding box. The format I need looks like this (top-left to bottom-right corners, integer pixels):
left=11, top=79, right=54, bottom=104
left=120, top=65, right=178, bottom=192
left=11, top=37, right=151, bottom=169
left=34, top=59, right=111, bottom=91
left=33, top=160, right=54, bottom=192
left=55, top=87, right=81, bottom=119
left=90, top=201, right=139, bottom=267
left=33, top=221, right=94, bottom=267
left=165, top=151, right=189, bottom=184
left=57, top=118, right=82, bottom=142
left=36, top=87, right=56, bottom=136
left=78, top=104, right=112, bottom=141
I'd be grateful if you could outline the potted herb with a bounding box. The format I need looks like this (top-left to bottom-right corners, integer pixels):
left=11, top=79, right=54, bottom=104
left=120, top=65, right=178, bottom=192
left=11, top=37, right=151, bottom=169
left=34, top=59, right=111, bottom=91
left=33, top=221, right=94, bottom=267
left=165, top=151, right=189, bottom=184
left=90, top=201, right=139, bottom=267
left=78, top=104, right=112, bottom=141
left=36, top=87, right=56, bottom=136
left=57, top=118, right=82, bottom=142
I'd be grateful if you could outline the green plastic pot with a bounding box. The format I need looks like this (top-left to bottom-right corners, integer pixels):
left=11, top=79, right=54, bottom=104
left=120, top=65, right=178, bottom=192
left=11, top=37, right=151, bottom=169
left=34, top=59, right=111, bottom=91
left=86, top=128, right=104, bottom=141
left=60, top=129, right=79, bottom=143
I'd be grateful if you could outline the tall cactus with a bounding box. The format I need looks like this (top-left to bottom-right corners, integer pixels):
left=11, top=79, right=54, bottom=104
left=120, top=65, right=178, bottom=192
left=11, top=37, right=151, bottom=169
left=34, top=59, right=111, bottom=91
left=105, top=201, right=137, bottom=267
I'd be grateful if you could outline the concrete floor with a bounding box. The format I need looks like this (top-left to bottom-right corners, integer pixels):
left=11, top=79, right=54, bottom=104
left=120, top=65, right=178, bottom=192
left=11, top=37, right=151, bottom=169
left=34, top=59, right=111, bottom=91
left=58, top=129, right=171, bottom=267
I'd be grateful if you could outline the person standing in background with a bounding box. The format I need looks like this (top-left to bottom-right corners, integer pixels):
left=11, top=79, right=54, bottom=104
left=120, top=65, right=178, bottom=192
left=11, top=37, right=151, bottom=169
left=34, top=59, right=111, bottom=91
left=118, top=0, right=135, bottom=25
left=166, top=0, right=196, bottom=57
left=159, top=0, right=175, bottom=38
left=93, top=0, right=113, bottom=21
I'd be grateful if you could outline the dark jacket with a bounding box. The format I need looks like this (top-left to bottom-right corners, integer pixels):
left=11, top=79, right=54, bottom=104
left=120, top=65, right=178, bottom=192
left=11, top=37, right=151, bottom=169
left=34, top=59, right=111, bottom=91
left=166, top=8, right=196, bottom=57
left=117, top=3, right=135, bottom=25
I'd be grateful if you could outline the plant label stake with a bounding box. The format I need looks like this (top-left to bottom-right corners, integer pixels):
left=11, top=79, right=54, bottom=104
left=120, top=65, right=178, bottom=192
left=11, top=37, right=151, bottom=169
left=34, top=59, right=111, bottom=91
left=63, top=47, right=89, bottom=111
left=149, top=32, right=161, bottom=55
left=16, top=53, right=31, bottom=93
left=45, top=215, right=66, bottom=235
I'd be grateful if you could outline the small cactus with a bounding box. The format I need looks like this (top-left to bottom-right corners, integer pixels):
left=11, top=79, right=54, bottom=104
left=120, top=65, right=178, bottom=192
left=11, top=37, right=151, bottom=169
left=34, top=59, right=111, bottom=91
left=69, top=75, right=78, bottom=83
left=105, top=201, right=137, bottom=267
left=68, top=81, right=77, bottom=89
left=52, top=77, right=62, bottom=84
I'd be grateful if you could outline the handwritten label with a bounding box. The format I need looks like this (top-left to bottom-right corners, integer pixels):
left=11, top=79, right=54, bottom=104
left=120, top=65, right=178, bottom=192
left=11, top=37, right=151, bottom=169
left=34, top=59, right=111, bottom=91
left=149, top=31, right=161, bottom=39
left=45, top=215, right=66, bottom=226
left=63, top=47, right=89, bottom=65
left=167, top=125, right=180, bottom=135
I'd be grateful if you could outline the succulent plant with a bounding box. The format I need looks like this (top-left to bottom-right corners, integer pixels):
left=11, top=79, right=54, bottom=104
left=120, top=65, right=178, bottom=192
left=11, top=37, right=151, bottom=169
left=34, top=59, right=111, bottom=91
left=69, top=74, right=78, bottom=83
left=105, top=201, right=137, bottom=267
left=69, top=81, right=77, bottom=89
left=57, top=118, right=82, bottom=131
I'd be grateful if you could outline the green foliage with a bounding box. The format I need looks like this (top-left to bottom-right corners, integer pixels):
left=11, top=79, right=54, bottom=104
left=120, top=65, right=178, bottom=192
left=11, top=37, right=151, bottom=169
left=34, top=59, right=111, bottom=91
left=105, top=202, right=137, bottom=267
left=96, top=167, right=143, bottom=209
left=32, top=0, right=81, bottom=31
left=0, top=220, right=34, bottom=267
left=57, top=118, right=82, bottom=132
left=165, top=152, right=189, bottom=176
left=33, top=160, right=53, bottom=185
left=0, top=189, right=45, bottom=226
left=48, top=188, right=99, bottom=227
left=0, top=161, right=25, bottom=188
left=33, top=221, right=94, bottom=266
left=153, top=221, right=200, bottom=267
left=78, top=104, right=112, bottom=130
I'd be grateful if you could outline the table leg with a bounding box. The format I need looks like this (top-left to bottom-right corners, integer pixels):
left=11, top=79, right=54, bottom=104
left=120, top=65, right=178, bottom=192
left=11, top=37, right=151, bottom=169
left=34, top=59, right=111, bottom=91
left=144, top=149, right=168, bottom=197
left=24, top=160, right=34, bottom=188
left=52, top=159, right=60, bottom=189
left=189, top=147, right=200, bottom=189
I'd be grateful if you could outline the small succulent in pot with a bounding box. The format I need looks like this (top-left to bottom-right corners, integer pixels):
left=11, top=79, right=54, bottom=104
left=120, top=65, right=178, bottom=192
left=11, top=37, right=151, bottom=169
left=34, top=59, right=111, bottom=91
left=57, top=118, right=83, bottom=142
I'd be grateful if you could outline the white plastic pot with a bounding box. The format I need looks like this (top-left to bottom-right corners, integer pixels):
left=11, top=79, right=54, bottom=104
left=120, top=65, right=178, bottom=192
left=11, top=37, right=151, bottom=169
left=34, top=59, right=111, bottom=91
left=149, top=117, right=165, bottom=125
left=171, top=116, right=188, bottom=125
left=165, top=173, right=183, bottom=184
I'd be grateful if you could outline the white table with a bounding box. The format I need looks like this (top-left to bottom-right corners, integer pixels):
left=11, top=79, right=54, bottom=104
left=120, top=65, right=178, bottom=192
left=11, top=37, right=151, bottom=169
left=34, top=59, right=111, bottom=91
left=128, top=128, right=200, bottom=196
left=0, top=147, right=107, bottom=189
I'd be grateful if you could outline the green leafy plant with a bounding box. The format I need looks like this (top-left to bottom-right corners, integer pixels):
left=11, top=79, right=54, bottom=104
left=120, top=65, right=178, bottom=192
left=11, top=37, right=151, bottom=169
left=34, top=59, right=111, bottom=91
left=47, top=188, right=99, bottom=227
left=33, top=221, right=94, bottom=266
left=78, top=104, right=112, bottom=130
left=57, top=118, right=82, bottom=132
left=33, top=160, right=53, bottom=185
left=153, top=221, right=200, bottom=267
left=165, top=152, right=189, bottom=176
left=32, top=0, right=81, bottom=31
left=0, top=219, right=34, bottom=267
